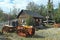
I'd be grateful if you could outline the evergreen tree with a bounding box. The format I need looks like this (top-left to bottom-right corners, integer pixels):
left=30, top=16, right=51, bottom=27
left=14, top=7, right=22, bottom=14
left=26, top=2, right=46, bottom=17
left=47, top=0, right=54, bottom=19
left=54, top=3, right=60, bottom=23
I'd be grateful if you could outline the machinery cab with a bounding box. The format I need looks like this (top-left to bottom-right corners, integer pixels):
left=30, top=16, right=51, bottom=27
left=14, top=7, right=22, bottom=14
left=12, top=20, right=18, bottom=27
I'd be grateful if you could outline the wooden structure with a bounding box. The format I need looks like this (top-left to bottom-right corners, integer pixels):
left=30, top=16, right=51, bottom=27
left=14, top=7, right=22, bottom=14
left=17, top=10, right=43, bottom=27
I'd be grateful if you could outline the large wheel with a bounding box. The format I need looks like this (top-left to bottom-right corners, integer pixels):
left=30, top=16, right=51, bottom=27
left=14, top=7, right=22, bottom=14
left=2, top=27, right=8, bottom=34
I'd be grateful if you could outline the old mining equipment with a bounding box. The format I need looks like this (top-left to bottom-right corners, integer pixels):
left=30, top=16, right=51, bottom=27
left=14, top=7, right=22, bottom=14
left=2, top=20, right=18, bottom=33
left=2, top=20, right=35, bottom=37
left=16, top=25, right=35, bottom=37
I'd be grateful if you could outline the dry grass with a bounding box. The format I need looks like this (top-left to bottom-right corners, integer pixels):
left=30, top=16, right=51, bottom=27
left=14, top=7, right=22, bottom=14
left=2, top=28, right=60, bottom=40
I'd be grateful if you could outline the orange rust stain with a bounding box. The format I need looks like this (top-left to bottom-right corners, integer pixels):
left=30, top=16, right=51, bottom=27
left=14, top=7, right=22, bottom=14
left=53, top=23, right=60, bottom=28
left=18, top=32, right=26, bottom=37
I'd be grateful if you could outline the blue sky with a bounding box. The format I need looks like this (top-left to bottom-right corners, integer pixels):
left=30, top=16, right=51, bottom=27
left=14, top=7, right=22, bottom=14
left=0, top=0, right=60, bottom=13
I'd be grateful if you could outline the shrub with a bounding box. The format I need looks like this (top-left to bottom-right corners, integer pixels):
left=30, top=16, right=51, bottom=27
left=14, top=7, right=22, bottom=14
left=26, top=16, right=35, bottom=26
left=55, top=18, right=60, bottom=23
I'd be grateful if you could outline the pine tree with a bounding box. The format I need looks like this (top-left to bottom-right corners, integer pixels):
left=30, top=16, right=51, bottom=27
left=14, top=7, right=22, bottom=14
left=47, top=0, right=54, bottom=19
